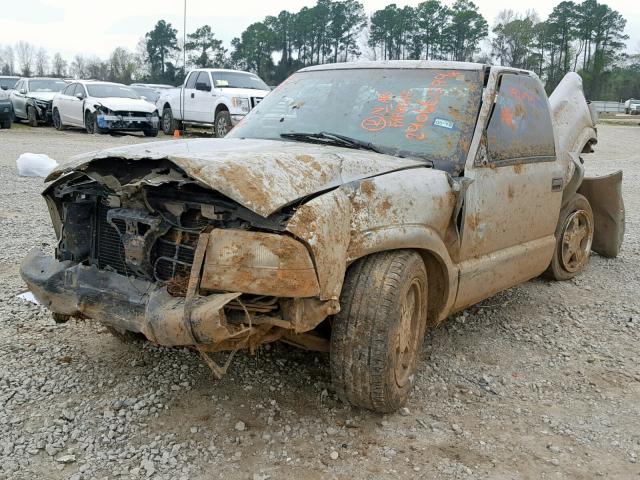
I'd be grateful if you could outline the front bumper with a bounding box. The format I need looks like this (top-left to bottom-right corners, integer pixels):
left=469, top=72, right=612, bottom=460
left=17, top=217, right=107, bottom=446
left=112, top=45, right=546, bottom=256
left=20, top=249, right=249, bottom=347
left=96, top=113, right=160, bottom=131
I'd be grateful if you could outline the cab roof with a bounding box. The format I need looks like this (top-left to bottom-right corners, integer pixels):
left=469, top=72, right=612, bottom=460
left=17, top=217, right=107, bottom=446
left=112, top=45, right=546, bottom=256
left=300, top=60, right=487, bottom=73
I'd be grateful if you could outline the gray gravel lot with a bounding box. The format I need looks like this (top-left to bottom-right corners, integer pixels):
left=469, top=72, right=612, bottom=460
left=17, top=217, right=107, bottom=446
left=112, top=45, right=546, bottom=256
left=0, top=122, right=638, bottom=479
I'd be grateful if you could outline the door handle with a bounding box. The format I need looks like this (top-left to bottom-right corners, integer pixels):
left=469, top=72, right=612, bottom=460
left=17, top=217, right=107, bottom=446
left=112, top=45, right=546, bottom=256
left=191, top=93, right=194, bottom=99
left=551, top=177, right=563, bottom=192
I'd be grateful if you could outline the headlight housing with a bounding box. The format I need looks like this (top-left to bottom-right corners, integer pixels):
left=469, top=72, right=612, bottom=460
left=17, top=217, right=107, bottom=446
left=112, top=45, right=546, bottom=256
left=231, top=97, right=250, bottom=113
left=201, top=229, right=320, bottom=297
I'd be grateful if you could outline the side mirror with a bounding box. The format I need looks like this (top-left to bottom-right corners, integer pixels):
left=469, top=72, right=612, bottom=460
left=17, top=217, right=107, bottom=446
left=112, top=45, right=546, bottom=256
left=195, top=82, right=211, bottom=92
left=75, top=92, right=85, bottom=100
left=141, top=96, right=148, bottom=101
left=20, top=88, right=27, bottom=95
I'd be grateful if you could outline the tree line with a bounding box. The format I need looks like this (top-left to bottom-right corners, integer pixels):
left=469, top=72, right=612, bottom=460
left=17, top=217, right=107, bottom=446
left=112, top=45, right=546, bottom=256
left=0, top=0, right=637, bottom=100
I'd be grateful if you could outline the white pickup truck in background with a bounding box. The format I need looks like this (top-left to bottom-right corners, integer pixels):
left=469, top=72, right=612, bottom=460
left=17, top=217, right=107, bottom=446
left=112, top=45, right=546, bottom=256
left=157, top=69, right=271, bottom=137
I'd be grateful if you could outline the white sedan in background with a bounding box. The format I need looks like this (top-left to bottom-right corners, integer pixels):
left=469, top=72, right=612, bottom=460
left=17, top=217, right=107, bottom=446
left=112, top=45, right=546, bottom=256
left=52, top=81, right=160, bottom=136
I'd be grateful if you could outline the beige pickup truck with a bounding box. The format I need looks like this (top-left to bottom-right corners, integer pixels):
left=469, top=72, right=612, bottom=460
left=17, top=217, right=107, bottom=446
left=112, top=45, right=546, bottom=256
left=21, top=61, right=624, bottom=413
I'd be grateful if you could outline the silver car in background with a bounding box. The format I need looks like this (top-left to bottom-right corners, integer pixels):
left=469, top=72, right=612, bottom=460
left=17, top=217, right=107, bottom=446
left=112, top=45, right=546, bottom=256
left=10, top=77, right=67, bottom=126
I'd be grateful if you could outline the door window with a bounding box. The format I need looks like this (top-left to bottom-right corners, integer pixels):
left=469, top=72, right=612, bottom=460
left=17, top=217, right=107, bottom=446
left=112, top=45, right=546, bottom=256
left=196, top=71, right=211, bottom=90
left=185, top=72, right=198, bottom=89
left=486, top=74, right=555, bottom=163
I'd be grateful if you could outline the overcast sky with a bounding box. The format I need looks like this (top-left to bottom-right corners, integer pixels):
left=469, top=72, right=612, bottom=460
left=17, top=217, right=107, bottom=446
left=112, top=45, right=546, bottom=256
left=0, top=0, right=638, bottom=60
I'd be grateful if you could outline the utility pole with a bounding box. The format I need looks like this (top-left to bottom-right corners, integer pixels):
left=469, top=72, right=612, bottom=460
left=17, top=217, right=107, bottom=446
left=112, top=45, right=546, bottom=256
left=183, top=0, right=187, bottom=76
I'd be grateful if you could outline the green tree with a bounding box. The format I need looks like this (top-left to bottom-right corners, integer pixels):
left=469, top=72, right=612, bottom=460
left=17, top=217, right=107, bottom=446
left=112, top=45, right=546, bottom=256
left=145, top=20, right=179, bottom=80
left=413, top=0, right=448, bottom=60
left=444, top=0, right=488, bottom=61
left=185, top=25, right=227, bottom=68
left=491, top=11, right=539, bottom=70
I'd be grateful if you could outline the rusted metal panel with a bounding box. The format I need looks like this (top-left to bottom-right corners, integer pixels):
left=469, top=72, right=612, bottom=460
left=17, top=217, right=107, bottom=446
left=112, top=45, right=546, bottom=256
left=200, top=229, right=320, bottom=297
left=549, top=72, right=598, bottom=184
left=453, top=236, right=555, bottom=312
left=286, top=188, right=352, bottom=300
left=46, top=139, right=425, bottom=218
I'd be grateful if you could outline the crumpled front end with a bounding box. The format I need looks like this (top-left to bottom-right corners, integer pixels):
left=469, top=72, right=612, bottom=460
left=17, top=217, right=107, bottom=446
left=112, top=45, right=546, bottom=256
left=30, top=97, right=53, bottom=123
left=21, top=157, right=337, bottom=351
left=95, top=107, right=160, bottom=132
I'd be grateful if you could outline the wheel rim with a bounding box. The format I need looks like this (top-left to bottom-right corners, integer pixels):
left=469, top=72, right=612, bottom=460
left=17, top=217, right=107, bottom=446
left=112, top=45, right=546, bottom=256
left=560, top=210, right=593, bottom=273
left=86, top=113, right=94, bottom=133
left=394, top=280, right=422, bottom=388
left=216, top=116, right=228, bottom=137
left=163, top=110, right=171, bottom=132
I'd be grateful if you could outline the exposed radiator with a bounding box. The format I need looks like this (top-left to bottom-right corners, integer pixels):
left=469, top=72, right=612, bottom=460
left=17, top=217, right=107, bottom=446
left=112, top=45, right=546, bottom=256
left=95, top=200, right=127, bottom=275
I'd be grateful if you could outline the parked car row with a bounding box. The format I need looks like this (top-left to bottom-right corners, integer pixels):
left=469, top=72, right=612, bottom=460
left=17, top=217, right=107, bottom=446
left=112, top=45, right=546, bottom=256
left=0, top=69, right=271, bottom=137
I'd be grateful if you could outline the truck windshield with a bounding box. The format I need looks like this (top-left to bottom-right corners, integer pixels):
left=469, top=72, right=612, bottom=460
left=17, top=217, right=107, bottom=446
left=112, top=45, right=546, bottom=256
left=29, top=79, right=67, bottom=92
left=213, top=72, right=269, bottom=90
left=228, top=68, right=482, bottom=168
left=87, top=84, right=140, bottom=99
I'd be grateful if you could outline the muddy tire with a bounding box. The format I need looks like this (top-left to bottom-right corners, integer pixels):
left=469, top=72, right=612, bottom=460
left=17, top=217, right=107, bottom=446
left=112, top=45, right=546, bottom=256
left=330, top=250, right=428, bottom=413
left=27, top=106, right=38, bottom=127
left=214, top=110, right=231, bottom=138
left=162, top=107, right=180, bottom=135
left=544, top=194, right=594, bottom=281
left=0, top=117, right=10, bottom=129
left=52, top=313, right=70, bottom=324
left=143, top=128, right=158, bottom=137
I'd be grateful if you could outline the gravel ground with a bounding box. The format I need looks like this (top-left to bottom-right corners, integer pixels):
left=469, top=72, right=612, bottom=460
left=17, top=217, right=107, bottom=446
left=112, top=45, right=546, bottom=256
left=0, top=122, right=638, bottom=480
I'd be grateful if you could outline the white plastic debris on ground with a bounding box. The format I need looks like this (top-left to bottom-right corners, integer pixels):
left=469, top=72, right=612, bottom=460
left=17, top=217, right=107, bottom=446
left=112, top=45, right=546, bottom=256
left=16, top=153, right=58, bottom=178
left=17, top=291, right=39, bottom=304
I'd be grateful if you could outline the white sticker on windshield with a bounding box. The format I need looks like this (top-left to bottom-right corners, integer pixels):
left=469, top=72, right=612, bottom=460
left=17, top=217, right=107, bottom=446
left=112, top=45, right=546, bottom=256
left=433, top=118, right=454, bottom=129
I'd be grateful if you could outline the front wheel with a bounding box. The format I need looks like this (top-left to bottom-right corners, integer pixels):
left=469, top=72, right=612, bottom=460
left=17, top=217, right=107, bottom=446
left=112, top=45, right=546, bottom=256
left=85, top=110, right=95, bottom=134
left=331, top=250, right=429, bottom=413
left=143, top=128, right=158, bottom=137
left=27, top=106, right=38, bottom=127
left=214, top=110, right=231, bottom=138
left=544, top=194, right=594, bottom=281
left=162, top=107, right=180, bottom=135
left=52, top=108, right=65, bottom=131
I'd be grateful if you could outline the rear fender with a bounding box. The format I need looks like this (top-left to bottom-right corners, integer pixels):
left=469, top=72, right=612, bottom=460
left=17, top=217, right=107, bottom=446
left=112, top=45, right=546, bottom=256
left=578, top=171, right=624, bottom=258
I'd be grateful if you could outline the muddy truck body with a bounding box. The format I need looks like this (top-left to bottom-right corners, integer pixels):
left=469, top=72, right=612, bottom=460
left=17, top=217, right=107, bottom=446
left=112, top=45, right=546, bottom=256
left=21, top=61, right=624, bottom=413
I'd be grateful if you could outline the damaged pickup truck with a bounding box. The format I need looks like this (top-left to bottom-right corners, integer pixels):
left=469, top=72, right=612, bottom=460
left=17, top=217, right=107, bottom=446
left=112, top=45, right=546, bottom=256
left=21, top=61, right=625, bottom=413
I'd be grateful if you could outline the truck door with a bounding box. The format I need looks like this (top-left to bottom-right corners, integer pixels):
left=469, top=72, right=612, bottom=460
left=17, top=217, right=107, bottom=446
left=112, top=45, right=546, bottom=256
left=192, top=71, right=215, bottom=123
left=181, top=71, right=199, bottom=121
left=454, top=72, right=564, bottom=310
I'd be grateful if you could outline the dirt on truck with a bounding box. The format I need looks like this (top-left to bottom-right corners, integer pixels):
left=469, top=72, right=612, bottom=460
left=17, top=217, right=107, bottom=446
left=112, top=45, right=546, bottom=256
left=20, top=60, right=625, bottom=414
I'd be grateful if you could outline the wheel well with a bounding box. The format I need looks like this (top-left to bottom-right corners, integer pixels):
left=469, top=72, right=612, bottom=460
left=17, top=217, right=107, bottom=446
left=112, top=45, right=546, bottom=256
left=215, top=104, right=229, bottom=116
left=417, top=250, right=448, bottom=326
left=163, top=102, right=171, bottom=111
left=344, top=248, right=450, bottom=327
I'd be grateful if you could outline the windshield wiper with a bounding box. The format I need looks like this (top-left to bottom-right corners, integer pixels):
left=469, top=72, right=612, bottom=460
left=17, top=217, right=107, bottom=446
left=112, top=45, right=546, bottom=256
left=280, top=131, right=387, bottom=154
